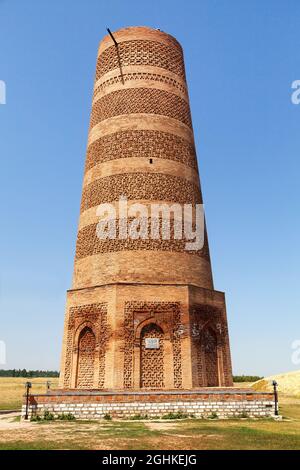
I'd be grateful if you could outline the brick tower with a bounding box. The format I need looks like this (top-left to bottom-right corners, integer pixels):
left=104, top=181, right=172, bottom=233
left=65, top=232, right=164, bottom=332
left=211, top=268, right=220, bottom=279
left=59, top=26, right=233, bottom=390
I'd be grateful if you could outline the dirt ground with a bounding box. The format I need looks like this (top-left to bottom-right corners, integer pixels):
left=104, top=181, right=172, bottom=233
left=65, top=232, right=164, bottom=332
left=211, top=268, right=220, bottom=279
left=0, top=379, right=299, bottom=450
left=0, top=395, right=299, bottom=450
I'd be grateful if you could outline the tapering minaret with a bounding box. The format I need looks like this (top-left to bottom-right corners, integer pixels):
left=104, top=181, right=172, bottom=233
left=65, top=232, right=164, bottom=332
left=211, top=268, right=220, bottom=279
left=59, top=26, right=233, bottom=390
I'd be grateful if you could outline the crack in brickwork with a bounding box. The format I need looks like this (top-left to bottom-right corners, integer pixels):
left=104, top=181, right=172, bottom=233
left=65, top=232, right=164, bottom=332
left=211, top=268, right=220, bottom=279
left=80, top=173, right=202, bottom=213
left=85, top=130, right=198, bottom=172
left=96, top=40, right=186, bottom=80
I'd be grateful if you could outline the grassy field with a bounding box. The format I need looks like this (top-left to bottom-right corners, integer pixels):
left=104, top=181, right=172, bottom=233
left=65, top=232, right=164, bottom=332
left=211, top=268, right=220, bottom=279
left=0, top=377, right=59, bottom=410
left=0, top=378, right=299, bottom=450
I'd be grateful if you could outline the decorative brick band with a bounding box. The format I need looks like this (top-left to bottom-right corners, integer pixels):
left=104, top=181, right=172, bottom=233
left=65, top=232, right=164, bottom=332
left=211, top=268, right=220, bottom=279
left=96, top=40, right=186, bottom=80
left=85, top=130, right=198, bottom=172
left=98, top=27, right=183, bottom=56
left=93, top=72, right=187, bottom=99
left=80, top=173, right=202, bottom=213
left=89, top=88, right=192, bottom=130
left=88, top=115, right=194, bottom=147
left=74, top=221, right=210, bottom=260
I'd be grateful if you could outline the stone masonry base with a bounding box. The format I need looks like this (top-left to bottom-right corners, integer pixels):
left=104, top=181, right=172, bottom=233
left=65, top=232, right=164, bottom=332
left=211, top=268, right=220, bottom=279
left=22, top=389, right=275, bottom=420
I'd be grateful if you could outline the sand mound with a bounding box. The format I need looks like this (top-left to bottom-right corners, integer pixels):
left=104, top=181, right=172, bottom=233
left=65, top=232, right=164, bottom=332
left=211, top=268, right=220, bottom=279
left=251, top=370, right=300, bottom=397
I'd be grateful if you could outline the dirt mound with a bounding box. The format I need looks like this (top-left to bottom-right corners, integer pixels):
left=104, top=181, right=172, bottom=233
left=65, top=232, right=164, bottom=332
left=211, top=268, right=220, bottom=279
left=251, top=370, right=300, bottom=397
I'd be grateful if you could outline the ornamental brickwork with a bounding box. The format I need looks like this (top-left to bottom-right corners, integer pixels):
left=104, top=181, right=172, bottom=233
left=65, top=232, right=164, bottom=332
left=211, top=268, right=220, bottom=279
left=80, top=173, right=201, bottom=212
left=95, top=39, right=186, bottom=79
left=62, top=303, right=108, bottom=389
left=90, top=88, right=192, bottom=129
left=59, top=26, right=233, bottom=390
left=85, top=130, right=198, bottom=171
left=140, top=324, right=165, bottom=388
left=93, top=72, right=187, bottom=99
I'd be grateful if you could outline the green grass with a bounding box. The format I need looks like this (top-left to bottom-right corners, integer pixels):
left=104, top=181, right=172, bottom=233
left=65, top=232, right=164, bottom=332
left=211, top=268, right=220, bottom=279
left=0, top=440, right=89, bottom=450
left=1, top=378, right=300, bottom=450
left=0, top=404, right=300, bottom=450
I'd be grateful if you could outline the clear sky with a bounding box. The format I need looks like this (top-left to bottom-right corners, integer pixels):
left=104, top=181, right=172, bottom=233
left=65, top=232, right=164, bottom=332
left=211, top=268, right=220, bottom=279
left=0, top=0, right=299, bottom=376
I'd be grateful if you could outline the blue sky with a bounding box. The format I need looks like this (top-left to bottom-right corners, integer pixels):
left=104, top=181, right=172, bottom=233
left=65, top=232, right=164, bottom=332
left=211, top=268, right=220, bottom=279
left=0, top=0, right=299, bottom=376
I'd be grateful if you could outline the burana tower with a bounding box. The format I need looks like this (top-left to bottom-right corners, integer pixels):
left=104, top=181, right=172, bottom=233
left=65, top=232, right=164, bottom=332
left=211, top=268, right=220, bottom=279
left=23, top=26, right=275, bottom=422
left=59, top=26, right=233, bottom=390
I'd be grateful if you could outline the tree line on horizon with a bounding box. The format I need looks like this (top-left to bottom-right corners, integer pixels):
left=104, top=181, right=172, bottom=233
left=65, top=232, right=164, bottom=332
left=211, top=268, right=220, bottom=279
left=0, top=369, right=262, bottom=382
left=0, top=369, right=59, bottom=378
left=233, top=375, right=263, bottom=383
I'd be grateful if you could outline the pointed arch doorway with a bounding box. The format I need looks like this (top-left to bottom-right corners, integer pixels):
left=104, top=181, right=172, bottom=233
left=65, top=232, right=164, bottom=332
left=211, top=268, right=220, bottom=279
left=140, top=323, right=164, bottom=389
left=75, top=326, right=96, bottom=388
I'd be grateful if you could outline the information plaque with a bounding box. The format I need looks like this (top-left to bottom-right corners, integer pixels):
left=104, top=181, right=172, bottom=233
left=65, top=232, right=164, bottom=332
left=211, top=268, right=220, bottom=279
left=145, top=338, right=160, bottom=349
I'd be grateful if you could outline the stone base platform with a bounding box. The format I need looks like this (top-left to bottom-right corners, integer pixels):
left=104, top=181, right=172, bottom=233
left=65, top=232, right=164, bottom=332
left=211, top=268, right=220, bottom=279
left=22, top=388, right=275, bottom=420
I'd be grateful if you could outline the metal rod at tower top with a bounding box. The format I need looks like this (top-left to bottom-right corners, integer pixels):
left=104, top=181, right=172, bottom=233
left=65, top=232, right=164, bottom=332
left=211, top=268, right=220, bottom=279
left=106, top=28, right=118, bottom=47
left=106, top=27, right=124, bottom=85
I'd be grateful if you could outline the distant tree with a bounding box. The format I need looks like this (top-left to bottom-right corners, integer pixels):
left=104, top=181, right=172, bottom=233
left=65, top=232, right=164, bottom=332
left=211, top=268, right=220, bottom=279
left=0, top=369, right=59, bottom=378
left=233, top=375, right=263, bottom=383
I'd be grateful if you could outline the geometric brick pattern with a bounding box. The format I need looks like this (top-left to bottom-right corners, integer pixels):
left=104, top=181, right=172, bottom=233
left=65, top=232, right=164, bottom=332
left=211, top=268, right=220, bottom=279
left=76, top=327, right=96, bottom=388
left=190, top=304, right=232, bottom=387
left=85, top=130, right=198, bottom=172
left=90, top=88, right=192, bottom=129
left=123, top=302, right=135, bottom=389
left=63, top=303, right=108, bottom=389
left=80, top=173, right=202, bottom=213
left=201, top=328, right=218, bottom=387
left=93, top=71, right=187, bottom=98
left=95, top=40, right=186, bottom=80
left=123, top=301, right=183, bottom=389
left=74, top=220, right=210, bottom=260
left=172, top=306, right=184, bottom=389
left=140, top=323, right=164, bottom=388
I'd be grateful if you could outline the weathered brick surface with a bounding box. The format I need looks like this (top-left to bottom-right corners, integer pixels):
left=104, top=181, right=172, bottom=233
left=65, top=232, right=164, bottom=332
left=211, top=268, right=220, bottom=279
left=80, top=173, right=202, bottom=212
left=93, top=72, right=188, bottom=101
left=22, top=390, right=275, bottom=419
left=59, top=26, right=233, bottom=391
left=76, top=328, right=96, bottom=388
left=74, top=219, right=210, bottom=260
left=90, top=88, right=192, bottom=129
left=85, top=130, right=198, bottom=171
left=95, top=39, right=186, bottom=79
